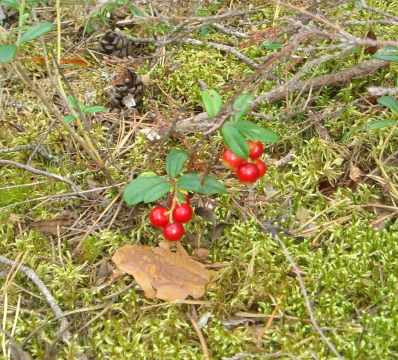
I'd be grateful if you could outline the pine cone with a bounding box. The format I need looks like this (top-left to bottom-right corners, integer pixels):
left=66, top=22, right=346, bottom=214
left=108, top=68, right=144, bottom=108
left=98, top=30, right=134, bottom=58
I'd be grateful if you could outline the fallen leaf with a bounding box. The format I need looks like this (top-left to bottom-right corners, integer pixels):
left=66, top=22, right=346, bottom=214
left=349, top=162, right=363, bottom=183
left=371, top=212, right=393, bottom=233
left=96, top=260, right=113, bottom=282
left=365, top=29, right=378, bottom=55
left=193, top=248, right=210, bottom=262
left=211, top=222, right=230, bottom=243
left=111, top=242, right=216, bottom=303
left=195, top=207, right=216, bottom=225
left=8, top=213, right=22, bottom=222
left=29, top=217, right=72, bottom=235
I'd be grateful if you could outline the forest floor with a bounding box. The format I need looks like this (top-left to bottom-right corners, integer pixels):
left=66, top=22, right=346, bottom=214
left=1, top=0, right=398, bottom=359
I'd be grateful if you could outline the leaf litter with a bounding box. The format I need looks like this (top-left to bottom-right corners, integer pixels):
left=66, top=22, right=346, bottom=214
left=112, top=241, right=216, bottom=303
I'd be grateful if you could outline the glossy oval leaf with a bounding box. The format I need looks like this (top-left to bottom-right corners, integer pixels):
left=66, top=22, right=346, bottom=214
left=233, top=94, right=255, bottom=122
left=232, top=121, right=280, bottom=143
left=221, top=123, right=249, bottom=158
left=137, top=172, right=158, bottom=179
left=123, top=177, right=171, bottom=205
left=195, top=176, right=226, bottom=195
left=20, top=22, right=56, bottom=45
left=143, top=181, right=173, bottom=203
left=177, top=174, right=202, bottom=191
left=377, top=96, right=398, bottom=113
left=202, top=89, right=223, bottom=118
left=0, top=44, right=18, bottom=63
left=166, top=149, right=189, bottom=178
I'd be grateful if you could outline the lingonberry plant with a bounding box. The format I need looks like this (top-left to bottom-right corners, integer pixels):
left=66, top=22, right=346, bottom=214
left=123, top=149, right=226, bottom=242
left=123, top=90, right=279, bottom=242
left=202, top=89, right=279, bottom=184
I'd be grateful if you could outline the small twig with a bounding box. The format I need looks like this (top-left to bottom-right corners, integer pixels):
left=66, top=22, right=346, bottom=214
left=212, top=23, right=249, bottom=39
left=0, top=159, right=86, bottom=196
left=255, top=220, right=343, bottom=359
left=256, top=295, right=284, bottom=343
left=0, top=144, right=59, bottom=163
left=222, top=352, right=300, bottom=360
left=187, top=313, right=209, bottom=360
left=72, top=191, right=122, bottom=256
left=0, top=255, right=73, bottom=345
left=182, top=38, right=260, bottom=69
left=27, top=119, right=58, bottom=165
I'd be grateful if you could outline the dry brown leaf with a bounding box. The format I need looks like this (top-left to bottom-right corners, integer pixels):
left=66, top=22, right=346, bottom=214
left=8, top=213, right=22, bottom=222
left=349, top=163, right=363, bottom=183
left=111, top=242, right=216, bottom=302
left=96, top=260, right=113, bottom=282
left=193, top=248, right=210, bottom=262
left=29, top=217, right=72, bottom=235
left=371, top=212, right=392, bottom=233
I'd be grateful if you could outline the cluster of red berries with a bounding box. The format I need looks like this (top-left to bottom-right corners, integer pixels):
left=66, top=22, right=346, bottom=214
left=222, top=140, right=267, bottom=184
left=149, top=195, right=192, bottom=242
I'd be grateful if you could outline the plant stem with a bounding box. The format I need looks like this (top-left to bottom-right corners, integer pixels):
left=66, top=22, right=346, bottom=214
left=16, top=0, right=26, bottom=46
left=12, top=63, right=110, bottom=176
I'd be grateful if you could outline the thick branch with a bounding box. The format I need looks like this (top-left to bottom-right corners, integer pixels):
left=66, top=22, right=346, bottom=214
left=257, top=58, right=389, bottom=104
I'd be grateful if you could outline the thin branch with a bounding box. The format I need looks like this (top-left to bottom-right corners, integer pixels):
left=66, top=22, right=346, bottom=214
left=0, top=256, right=72, bottom=344
left=0, top=159, right=86, bottom=196
left=255, top=221, right=343, bottom=359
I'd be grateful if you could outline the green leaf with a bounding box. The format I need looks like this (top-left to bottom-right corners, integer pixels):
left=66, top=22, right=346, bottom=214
left=177, top=174, right=203, bottom=191
left=233, top=94, right=255, bottom=122
left=202, top=90, right=223, bottom=118
left=20, top=22, right=56, bottom=45
left=221, top=123, right=249, bottom=158
left=166, top=149, right=189, bottom=178
left=364, top=120, right=398, bottom=130
left=262, top=40, right=283, bottom=50
left=82, top=106, right=107, bottom=114
left=377, top=96, right=398, bottom=113
left=231, top=121, right=280, bottom=143
left=123, top=177, right=172, bottom=205
left=132, top=6, right=144, bottom=16
left=373, top=46, right=398, bottom=62
left=64, top=115, right=75, bottom=123
left=0, top=44, right=18, bottom=63
left=341, top=120, right=398, bottom=141
left=9, top=25, right=31, bottom=36
left=67, top=95, right=78, bottom=109
left=200, top=25, right=212, bottom=36
left=0, top=0, right=20, bottom=11
left=137, top=172, right=158, bottom=179
left=195, top=176, right=226, bottom=195
left=143, top=181, right=173, bottom=203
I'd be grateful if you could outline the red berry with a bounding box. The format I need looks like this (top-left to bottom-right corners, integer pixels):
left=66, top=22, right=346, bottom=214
left=149, top=206, right=169, bottom=228
left=248, top=140, right=264, bottom=160
left=236, top=163, right=260, bottom=184
left=169, top=194, right=190, bottom=207
left=163, top=222, right=185, bottom=242
left=222, top=149, right=247, bottom=172
left=172, top=203, right=193, bottom=223
left=254, top=159, right=267, bottom=178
